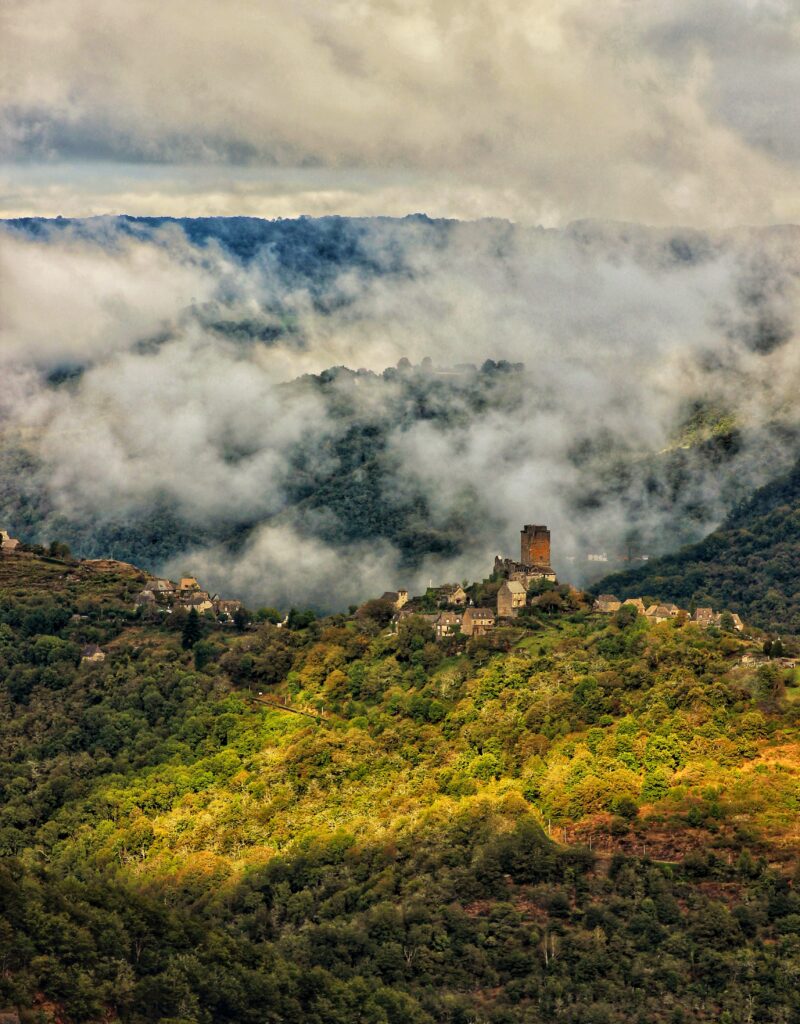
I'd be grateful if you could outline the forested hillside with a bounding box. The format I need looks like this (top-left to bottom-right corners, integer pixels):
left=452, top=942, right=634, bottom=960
left=3, top=549, right=800, bottom=1022
left=597, top=458, right=800, bottom=635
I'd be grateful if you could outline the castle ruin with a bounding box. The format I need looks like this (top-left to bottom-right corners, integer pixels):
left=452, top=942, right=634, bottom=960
left=520, top=524, right=551, bottom=568
left=493, top=523, right=557, bottom=584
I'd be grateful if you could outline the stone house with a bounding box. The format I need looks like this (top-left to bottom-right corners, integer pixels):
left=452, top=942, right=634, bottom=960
left=497, top=580, right=526, bottom=618
left=183, top=592, right=213, bottom=614
left=135, top=589, right=157, bottom=606
left=645, top=604, right=678, bottom=624
left=81, top=644, right=105, bottom=663
left=494, top=557, right=558, bottom=584
left=148, top=578, right=176, bottom=594
left=693, top=608, right=744, bottom=632
left=215, top=598, right=243, bottom=619
left=437, top=584, right=468, bottom=607
left=178, top=576, right=201, bottom=593
left=693, top=607, right=715, bottom=627
left=462, top=607, right=495, bottom=637
left=621, top=598, right=646, bottom=614
left=435, top=611, right=462, bottom=639
left=380, top=590, right=409, bottom=610
left=0, top=530, right=21, bottom=555
left=593, top=594, right=621, bottom=613
left=740, top=651, right=769, bottom=666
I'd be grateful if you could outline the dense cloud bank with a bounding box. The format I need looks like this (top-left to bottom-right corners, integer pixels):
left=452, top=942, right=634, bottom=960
left=3, top=1, right=800, bottom=225
left=2, top=215, right=800, bottom=610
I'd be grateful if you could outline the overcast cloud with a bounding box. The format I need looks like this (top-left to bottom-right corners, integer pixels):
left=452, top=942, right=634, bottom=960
left=2, top=0, right=800, bottom=224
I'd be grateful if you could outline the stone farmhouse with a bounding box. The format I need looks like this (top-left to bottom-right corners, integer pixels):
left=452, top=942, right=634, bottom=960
left=81, top=644, right=106, bottom=663
left=216, top=599, right=244, bottom=621
left=135, top=573, right=246, bottom=624
left=646, top=603, right=682, bottom=624
left=430, top=584, right=467, bottom=607
left=435, top=611, right=462, bottom=639
left=0, top=530, right=21, bottom=555
left=184, top=591, right=214, bottom=614
left=462, top=607, right=495, bottom=636
left=594, top=594, right=744, bottom=631
left=497, top=580, right=527, bottom=618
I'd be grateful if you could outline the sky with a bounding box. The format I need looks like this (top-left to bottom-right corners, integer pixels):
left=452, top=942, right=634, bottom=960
left=2, top=0, right=800, bottom=225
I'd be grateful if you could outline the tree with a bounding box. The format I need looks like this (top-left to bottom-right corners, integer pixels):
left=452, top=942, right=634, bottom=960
left=256, top=607, right=282, bottom=624
left=613, top=604, right=638, bottom=629
left=193, top=639, right=221, bottom=671
left=182, top=608, right=202, bottom=649
left=534, top=592, right=565, bottom=614
left=287, top=608, right=316, bottom=630
left=48, top=540, right=72, bottom=560
left=355, top=598, right=395, bottom=627
left=396, top=616, right=435, bottom=661
left=233, top=606, right=251, bottom=632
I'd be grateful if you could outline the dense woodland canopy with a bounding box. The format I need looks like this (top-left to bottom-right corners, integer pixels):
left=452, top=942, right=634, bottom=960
left=2, top=550, right=800, bottom=1021
left=598, top=458, right=800, bottom=635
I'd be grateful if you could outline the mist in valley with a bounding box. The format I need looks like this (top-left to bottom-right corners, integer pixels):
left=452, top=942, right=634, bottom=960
left=2, top=215, right=800, bottom=609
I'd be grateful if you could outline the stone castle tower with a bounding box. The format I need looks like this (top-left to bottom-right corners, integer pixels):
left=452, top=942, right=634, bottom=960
left=520, top=524, right=551, bottom=567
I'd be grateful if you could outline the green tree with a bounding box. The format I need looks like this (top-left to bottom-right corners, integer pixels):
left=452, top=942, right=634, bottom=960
left=396, top=616, right=435, bottom=661
left=287, top=608, right=316, bottom=630
left=233, top=606, right=251, bottom=632
left=256, top=607, right=282, bottom=624
left=48, top=540, right=72, bottom=560
left=182, top=608, right=202, bottom=649
left=613, top=603, right=638, bottom=628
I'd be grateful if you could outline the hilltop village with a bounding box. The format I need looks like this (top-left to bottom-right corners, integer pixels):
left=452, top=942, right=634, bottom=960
left=381, top=523, right=753, bottom=645
left=132, top=574, right=244, bottom=623
left=0, top=523, right=762, bottom=656
left=377, top=524, right=559, bottom=639
left=0, top=528, right=248, bottom=662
